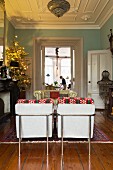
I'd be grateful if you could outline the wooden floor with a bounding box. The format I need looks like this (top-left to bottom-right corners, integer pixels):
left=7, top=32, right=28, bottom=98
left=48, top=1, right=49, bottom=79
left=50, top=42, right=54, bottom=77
left=1, top=111, right=113, bottom=170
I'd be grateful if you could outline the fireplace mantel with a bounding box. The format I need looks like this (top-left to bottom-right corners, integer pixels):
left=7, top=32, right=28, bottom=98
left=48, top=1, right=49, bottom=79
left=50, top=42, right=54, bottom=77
left=0, top=79, right=20, bottom=119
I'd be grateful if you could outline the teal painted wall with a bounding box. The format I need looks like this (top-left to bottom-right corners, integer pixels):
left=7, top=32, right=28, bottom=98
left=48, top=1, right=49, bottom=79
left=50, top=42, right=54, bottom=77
left=1, top=15, right=113, bottom=58
left=101, top=14, right=113, bottom=77
left=15, top=29, right=101, bottom=57
left=100, top=15, right=113, bottom=50
left=6, top=19, right=15, bottom=46
left=0, top=18, right=15, bottom=46
left=0, top=27, right=4, bottom=37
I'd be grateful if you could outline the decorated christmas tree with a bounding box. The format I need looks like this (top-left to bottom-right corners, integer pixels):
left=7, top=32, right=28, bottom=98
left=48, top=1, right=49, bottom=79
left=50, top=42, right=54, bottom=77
left=6, top=36, right=31, bottom=91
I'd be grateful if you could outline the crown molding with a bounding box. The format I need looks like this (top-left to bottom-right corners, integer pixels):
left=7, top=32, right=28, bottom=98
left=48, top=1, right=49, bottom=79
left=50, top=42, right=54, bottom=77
left=99, top=6, right=113, bottom=28
left=13, top=24, right=100, bottom=30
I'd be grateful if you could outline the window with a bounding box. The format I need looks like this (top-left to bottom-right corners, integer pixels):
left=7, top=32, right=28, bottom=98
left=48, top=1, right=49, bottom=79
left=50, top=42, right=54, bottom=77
left=61, top=58, right=71, bottom=84
left=0, top=46, right=3, bottom=60
left=45, top=47, right=71, bottom=85
left=45, top=58, right=53, bottom=84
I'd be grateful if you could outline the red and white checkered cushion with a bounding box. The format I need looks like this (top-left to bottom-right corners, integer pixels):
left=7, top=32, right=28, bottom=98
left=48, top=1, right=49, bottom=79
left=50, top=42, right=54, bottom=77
left=57, top=97, right=94, bottom=104
left=17, top=98, right=54, bottom=104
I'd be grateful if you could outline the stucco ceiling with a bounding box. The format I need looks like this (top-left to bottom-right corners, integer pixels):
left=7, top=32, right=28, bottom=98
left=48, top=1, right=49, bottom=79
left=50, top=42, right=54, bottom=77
left=0, top=0, right=113, bottom=29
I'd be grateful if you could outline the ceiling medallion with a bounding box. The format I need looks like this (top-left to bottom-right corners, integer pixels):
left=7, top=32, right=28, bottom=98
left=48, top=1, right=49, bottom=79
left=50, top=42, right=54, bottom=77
left=47, top=0, right=70, bottom=18
left=81, top=15, right=90, bottom=21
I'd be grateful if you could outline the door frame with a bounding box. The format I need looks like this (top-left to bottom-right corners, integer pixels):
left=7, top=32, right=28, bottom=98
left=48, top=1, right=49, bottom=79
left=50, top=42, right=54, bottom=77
left=87, top=49, right=112, bottom=109
left=33, top=37, right=84, bottom=97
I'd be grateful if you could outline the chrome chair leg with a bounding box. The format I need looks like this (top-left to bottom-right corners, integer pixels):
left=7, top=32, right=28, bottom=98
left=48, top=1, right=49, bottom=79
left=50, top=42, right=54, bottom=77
left=19, top=115, right=21, bottom=157
left=46, top=115, right=49, bottom=155
left=89, top=116, right=91, bottom=156
left=61, top=115, right=63, bottom=156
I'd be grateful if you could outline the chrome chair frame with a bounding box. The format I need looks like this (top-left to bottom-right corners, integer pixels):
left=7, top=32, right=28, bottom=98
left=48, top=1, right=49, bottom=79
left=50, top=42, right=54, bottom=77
left=59, top=113, right=95, bottom=156
left=16, top=113, right=52, bottom=157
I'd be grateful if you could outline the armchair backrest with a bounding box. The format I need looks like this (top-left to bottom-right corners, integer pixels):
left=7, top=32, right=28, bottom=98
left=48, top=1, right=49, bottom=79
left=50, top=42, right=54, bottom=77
left=57, top=97, right=95, bottom=138
left=15, top=100, right=53, bottom=138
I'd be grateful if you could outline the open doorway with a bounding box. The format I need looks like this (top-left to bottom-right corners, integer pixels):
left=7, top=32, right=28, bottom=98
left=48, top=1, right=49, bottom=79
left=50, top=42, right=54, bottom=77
left=45, top=47, right=71, bottom=88
left=33, top=37, right=84, bottom=97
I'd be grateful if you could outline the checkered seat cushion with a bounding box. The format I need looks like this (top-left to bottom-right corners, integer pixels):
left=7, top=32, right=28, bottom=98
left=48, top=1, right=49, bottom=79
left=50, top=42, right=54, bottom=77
left=17, top=98, right=54, bottom=104
left=57, top=97, right=94, bottom=104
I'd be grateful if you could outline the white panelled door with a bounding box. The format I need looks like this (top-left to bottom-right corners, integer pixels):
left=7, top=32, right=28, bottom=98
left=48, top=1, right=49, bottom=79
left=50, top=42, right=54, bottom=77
left=88, top=50, right=112, bottom=109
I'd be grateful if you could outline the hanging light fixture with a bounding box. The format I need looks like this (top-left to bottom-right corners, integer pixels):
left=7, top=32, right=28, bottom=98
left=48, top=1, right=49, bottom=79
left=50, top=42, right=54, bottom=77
left=47, top=0, right=70, bottom=18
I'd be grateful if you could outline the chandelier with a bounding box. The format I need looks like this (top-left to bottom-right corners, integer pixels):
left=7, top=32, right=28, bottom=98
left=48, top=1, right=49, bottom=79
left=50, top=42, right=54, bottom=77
left=47, top=0, right=70, bottom=18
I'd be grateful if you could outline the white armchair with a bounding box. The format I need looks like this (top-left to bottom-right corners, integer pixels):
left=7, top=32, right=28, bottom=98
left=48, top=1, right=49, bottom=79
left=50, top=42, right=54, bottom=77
left=15, top=102, right=53, bottom=156
left=57, top=104, right=95, bottom=138
left=57, top=102, right=95, bottom=155
left=15, top=103, right=53, bottom=138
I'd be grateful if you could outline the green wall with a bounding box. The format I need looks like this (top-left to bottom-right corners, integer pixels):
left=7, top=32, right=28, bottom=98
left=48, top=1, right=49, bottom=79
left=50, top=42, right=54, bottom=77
left=6, top=19, right=15, bottom=47
left=15, top=29, right=101, bottom=57
left=1, top=14, right=113, bottom=58
left=0, top=27, right=4, bottom=37
left=100, top=14, right=113, bottom=76
left=0, top=18, right=15, bottom=46
left=100, top=15, right=113, bottom=50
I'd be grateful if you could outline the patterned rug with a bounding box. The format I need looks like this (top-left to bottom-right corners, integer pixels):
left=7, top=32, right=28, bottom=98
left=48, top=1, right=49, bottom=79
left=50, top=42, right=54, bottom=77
left=0, top=124, right=110, bottom=143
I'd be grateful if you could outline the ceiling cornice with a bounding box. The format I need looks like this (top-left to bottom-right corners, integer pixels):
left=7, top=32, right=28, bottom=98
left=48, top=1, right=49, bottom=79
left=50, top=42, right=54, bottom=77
left=1, top=0, right=113, bottom=30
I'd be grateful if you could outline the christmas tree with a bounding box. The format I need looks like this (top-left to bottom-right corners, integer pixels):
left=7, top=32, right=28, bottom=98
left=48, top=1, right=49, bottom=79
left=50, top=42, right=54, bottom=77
left=6, top=36, right=31, bottom=91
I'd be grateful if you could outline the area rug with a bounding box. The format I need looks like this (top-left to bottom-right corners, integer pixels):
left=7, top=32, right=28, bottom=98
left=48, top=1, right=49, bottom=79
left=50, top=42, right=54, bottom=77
left=0, top=124, right=111, bottom=143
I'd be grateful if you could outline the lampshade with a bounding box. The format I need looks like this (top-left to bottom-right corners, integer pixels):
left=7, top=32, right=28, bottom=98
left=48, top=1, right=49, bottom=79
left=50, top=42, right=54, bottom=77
left=47, top=0, right=70, bottom=18
left=10, top=61, right=19, bottom=67
left=46, top=74, right=50, bottom=77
